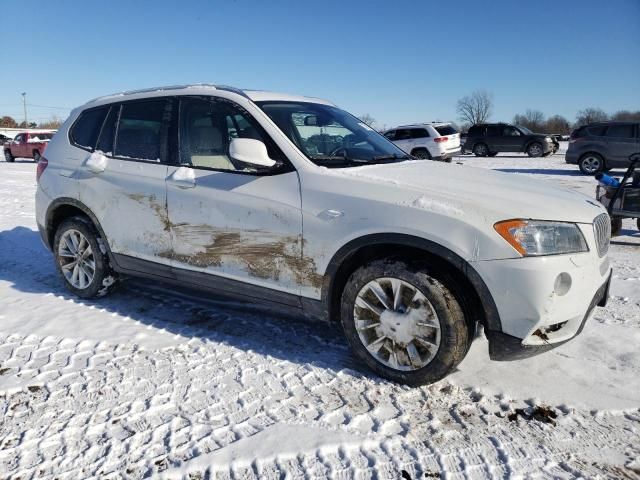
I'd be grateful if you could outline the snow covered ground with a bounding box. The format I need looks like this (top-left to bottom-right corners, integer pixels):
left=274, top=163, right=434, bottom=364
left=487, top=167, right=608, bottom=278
left=0, top=146, right=639, bottom=479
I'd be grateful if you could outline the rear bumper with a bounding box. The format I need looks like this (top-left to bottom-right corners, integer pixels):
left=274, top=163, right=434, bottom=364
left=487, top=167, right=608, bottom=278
left=565, top=149, right=580, bottom=164
left=434, top=148, right=461, bottom=161
left=487, top=270, right=611, bottom=361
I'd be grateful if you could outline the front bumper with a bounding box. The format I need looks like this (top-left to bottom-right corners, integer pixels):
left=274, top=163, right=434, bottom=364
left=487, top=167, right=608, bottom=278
left=486, top=271, right=611, bottom=360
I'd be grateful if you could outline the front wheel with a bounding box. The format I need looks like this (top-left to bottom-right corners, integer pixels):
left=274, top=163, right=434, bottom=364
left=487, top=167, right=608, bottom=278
left=4, top=150, right=14, bottom=162
left=611, top=218, right=623, bottom=237
left=527, top=142, right=543, bottom=157
left=54, top=217, right=118, bottom=298
left=33, top=150, right=41, bottom=162
left=340, top=259, right=471, bottom=386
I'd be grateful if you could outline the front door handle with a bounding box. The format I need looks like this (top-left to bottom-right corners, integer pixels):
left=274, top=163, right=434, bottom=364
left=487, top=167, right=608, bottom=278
left=168, top=166, right=196, bottom=188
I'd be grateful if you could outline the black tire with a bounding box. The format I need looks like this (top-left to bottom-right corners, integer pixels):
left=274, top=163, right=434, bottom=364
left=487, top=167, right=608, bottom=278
left=487, top=152, right=498, bottom=157
left=526, top=142, right=543, bottom=157
left=412, top=148, right=431, bottom=160
left=578, top=153, right=605, bottom=175
left=611, top=218, right=623, bottom=237
left=340, top=259, right=472, bottom=386
left=637, top=218, right=640, bottom=232
left=33, top=150, right=41, bottom=162
left=473, top=143, right=489, bottom=157
left=4, top=150, right=14, bottom=162
left=53, top=216, right=118, bottom=298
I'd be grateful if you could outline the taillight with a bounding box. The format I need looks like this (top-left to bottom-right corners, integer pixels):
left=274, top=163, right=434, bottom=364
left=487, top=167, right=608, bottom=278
left=434, top=137, right=449, bottom=143
left=36, top=157, right=48, bottom=183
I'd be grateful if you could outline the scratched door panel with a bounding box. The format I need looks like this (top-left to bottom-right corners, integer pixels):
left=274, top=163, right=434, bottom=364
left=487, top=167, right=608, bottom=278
left=166, top=168, right=305, bottom=295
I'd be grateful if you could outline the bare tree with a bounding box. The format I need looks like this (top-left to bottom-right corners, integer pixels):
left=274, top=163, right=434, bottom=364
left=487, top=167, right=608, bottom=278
left=575, top=108, right=608, bottom=127
left=39, top=115, right=63, bottom=129
left=513, top=109, right=545, bottom=132
left=0, top=116, right=18, bottom=128
left=456, top=90, right=493, bottom=126
left=357, top=114, right=376, bottom=129
left=611, top=110, right=640, bottom=122
left=544, top=114, right=570, bottom=134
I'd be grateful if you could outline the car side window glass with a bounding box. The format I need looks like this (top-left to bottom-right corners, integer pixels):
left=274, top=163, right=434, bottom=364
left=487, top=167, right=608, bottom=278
left=487, top=126, right=502, bottom=136
left=587, top=126, right=606, bottom=137
left=503, top=126, right=520, bottom=136
left=383, top=130, right=396, bottom=140
left=605, top=125, right=634, bottom=139
left=179, top=97, right=278, bottom=173
left=70, top=107, right=109, bottom=150
left=395, top=129, right=411, bottom=140
left=96, top=105, right=120, bottom=154
left=411, top=129, right=429, bottom=139
left=114, top=100, right=166, bottom=162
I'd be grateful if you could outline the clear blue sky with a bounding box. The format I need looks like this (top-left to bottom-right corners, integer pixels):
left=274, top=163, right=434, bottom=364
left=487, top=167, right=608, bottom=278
left=1, top=0, right=639, bottom=129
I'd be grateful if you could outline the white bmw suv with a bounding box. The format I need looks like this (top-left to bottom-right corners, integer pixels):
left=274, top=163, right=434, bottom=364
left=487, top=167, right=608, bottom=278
left=383, top=123, right=461, bottom=162
left=35, top=85, right=612, bottom=385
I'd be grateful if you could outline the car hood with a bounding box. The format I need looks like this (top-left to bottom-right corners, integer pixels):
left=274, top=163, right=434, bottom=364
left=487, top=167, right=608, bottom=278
left=333, top=161, right=605, bottom=224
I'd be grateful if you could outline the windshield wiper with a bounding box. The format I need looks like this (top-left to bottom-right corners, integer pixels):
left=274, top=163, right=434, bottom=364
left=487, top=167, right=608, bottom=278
left=372, top=154, right=412, bottom=162
left=309, top=155, right=362, bottom=167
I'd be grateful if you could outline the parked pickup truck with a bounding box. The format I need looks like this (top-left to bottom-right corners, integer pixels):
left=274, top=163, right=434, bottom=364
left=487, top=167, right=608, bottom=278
left=4, top=130, right=56, bottom=162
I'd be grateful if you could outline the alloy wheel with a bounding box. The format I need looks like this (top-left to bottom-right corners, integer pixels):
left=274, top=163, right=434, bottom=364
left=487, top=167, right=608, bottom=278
left=353, top=277, right=441, bottom=371
left=57, top=229, right=96, bottom=289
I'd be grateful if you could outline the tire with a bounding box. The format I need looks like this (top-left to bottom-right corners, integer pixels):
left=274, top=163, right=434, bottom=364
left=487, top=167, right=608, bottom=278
left=473, top=143, right=489, bottom=157
left=487, top=152, right=498, bottom=157
left=637, top=218, right=640, bottom=232
left=53, top=216, right=118, bottom=298
left=412, top=148, right=431, bottom=160
left=611, top=218, right=623, bottom=237
left=4, top=150, right=14, bottom=162
left=526, top=142, right=543, bottom=157
left=578, top=153, right=605, bottom=175
left=33, top=150, right=41, bottom=162
left=340, top=259, right=472, bottom=386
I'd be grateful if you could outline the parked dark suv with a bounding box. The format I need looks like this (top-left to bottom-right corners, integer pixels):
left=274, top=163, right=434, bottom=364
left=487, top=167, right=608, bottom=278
left=566, top=122, right=640, bottom=175
left=464, top=123, right=555, bottom=158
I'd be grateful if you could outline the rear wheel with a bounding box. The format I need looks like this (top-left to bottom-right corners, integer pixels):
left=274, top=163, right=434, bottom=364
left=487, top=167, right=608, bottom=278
left=4, top=150, right=14, bottom=162
left=473, top=143, right=489, bottom=157
left=412, top=148, right=431, bottom=160
left=340, top=259, right=471, bottom=386
left=637, top=218, right=640, bottom=231
left=579, top=153, right=605, bottom=175
left=33, top=150, right=41, bottom=162
left=54, top=217, right=118, bottom=298
left=527, top=142, right=543, bottom=157
left=487, top=152, right=498, bottom=157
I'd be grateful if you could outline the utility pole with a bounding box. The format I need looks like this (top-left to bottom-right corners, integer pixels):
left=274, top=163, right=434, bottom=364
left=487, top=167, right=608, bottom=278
left=21, top=92, right=27, bottom=129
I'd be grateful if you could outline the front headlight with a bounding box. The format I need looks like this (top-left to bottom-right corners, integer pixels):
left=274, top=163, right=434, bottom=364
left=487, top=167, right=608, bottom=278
left=494, top=220, right=588, bottom=256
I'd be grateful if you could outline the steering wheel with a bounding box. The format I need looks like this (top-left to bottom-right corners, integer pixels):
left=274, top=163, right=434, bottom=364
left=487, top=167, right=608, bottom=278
left=328, top=146, right=347, bottom=157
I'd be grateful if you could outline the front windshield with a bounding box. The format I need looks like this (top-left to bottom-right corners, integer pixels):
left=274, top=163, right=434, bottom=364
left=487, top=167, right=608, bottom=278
left=517, top=125, right=533, bottom=135
left=256, top=101, right=410, bottom=167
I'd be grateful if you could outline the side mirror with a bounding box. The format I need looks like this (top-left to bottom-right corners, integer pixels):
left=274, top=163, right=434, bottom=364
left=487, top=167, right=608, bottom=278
left=229, top=138, right=276, bottom=168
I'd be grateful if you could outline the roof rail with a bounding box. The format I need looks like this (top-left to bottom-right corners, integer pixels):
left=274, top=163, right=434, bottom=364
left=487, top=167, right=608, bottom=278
left=87, top=83, right=250, bottom=104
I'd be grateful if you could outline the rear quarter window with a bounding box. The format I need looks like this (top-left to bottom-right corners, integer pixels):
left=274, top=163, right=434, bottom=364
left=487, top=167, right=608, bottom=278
left=586, top=126, right=606, bottom=137
left=434, top=125, right=457, bottom=136
left=70, top=107, right=109, bottom=150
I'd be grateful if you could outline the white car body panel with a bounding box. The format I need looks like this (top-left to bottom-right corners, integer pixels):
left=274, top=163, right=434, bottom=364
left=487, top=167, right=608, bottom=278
left=35, top=84, right=612, bottom=361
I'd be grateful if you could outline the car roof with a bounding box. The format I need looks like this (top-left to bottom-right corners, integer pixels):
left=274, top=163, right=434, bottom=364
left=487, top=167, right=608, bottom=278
left=82, top=84, right=335, bottom=109
left=393, top=123, right=451, bottom=129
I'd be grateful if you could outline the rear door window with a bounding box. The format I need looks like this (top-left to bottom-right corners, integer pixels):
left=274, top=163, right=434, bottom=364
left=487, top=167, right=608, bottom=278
left=115, top=100, right=167, bottom=162
left=395, top=129, right=412, bottom=140
left=411, top=129, right=429, bottom=139
left=434, top=125, right=457, bottom=136
left=383, top=130, right=396, bottom=140
left=70, top=107, right=109, bottom=150
left=605, top=124, right=634, bottom=139
left=486, top=125, right=502, bottom=136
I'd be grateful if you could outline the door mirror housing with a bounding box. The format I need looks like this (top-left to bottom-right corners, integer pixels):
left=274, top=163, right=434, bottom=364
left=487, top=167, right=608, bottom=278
left=229, top=138, right=276, bottom=168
